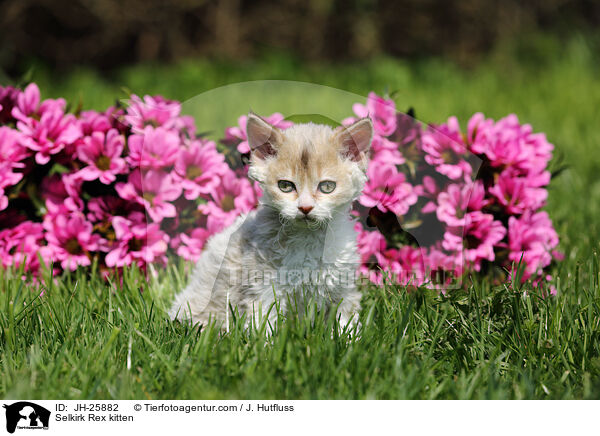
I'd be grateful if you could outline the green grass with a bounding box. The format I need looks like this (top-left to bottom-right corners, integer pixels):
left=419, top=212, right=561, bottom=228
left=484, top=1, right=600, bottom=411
left=1, top=33, right=600, bottom=399
left=2, top=259, right=600, bottom=399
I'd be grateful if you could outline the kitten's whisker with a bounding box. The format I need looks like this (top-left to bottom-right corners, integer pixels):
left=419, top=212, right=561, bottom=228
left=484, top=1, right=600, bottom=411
left=278, top=213, right=289, bottom=228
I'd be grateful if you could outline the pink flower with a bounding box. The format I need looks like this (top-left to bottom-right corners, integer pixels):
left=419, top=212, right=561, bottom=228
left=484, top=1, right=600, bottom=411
left=422, top=117, right=472, bottom=181
left=392, top=112, right=421, bottom=146
left=199, top=169, right=258, bottom=230
left=12, top=84, right=82, bottom=165
left=78, top=110, right=113, bottom=135
left=372, top=147, right=405, bottom=166
left=76, top=129, right=127, bottom=184
left=0, top=166, right=23, bottom=211
left=353, top=92, right=397, bottom=136
left=371, top=134, right=406, bottom=165
left=40, top=174, right=69, bottom=208
left=0, top=127, right=29, bottom=164
left=442, top=211, right=506, bottom=270
left=466, top=112, right=494, bottom=147
left=43, top=208, right=102, bottom=271
left=360, top=161, right=418, bottom=216
left=427, top=247, right=463, bottom=283
left=394, top=246, right=427, bottom=285
left=0, top=186, right=8, bottom=211
left=127, top=126, right=181, bottom=169
left=174, top=139, right=229, bottom=200
left=0, top=221, right=46, bottom=274
left=12, top=83, right=42, bottom=118
left=87, top=196, right=141, bottom=223
left=105, top=106, right=129, bottom=133
left=355, top=225, right=391, bottom=284
left=374, top=248, right=403, bottom=282
left=115, top=169, right=182, bottom=222
left=0, top=129, right=26, bottom=209
left=371, top=134, right=399, bottom=153
left=468, top=113, right=553, bottom=180
left=508, top=211, right=559, bottom=280
left=526, top=274, right=557, bottom=296
left=224, top=113, right=293, bottom=154
left=0, top=85, right=20, bottom=123
left=436, top=181, right=488, bottom=227
left=356, top=225, right=386, bottom=264
left=105, top=214, right=169, bottom=268
left=420, top=176, right=440, bottom=213
left=175, top=227, right=212, bottom=261
left=0, top=85, right=564, bottom=284
left=365, top=244, right=427, bottom=285
left=56, top=172, right=86, bottom=212
left=488, top=169, right=548, bottom=214
left=124, top=94, right=183, bottom=133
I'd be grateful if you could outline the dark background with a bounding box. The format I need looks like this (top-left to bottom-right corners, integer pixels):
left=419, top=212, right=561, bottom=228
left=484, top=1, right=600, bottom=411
left=1, top=0, right=599, bottom=75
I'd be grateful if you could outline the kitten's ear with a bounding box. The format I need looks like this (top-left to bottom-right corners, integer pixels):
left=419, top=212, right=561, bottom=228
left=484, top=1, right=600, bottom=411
left=335, top=118, right=373, bottom=165
left=246, top=112, right=282, bottom=160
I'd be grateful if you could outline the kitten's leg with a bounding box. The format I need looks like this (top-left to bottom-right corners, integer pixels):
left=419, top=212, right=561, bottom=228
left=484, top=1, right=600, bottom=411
left=335, top=290, right=362, bottom=334
left=244, top=295, right=285, bottom=335
left=168, top=258, right=215, bottom=326
left=169, top=244, right=238, bottom=328
left=170, top=216, right=247, bottom=329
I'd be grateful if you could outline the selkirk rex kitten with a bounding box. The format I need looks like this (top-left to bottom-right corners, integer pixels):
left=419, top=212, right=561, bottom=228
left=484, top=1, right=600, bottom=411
left=169, top=113, right=373, bottom=331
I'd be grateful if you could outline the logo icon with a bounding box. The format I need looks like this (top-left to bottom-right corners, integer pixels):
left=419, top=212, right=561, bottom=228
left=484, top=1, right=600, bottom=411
left=3, top=402, right=50, bottom=434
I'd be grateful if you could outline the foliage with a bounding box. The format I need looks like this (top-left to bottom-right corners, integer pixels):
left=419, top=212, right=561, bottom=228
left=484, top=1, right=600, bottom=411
left=1, top=39, right=599, bottom=399
left=1, top=257, right=599, bottom=399
left=0, top=84, right=559, bottom=286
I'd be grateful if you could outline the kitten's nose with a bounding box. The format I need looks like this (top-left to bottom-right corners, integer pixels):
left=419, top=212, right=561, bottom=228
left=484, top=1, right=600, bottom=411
left=298, top=205, right=314, bottom=215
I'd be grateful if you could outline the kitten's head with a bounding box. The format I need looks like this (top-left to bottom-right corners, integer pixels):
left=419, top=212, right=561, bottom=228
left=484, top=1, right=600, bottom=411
left=246, top=113, right=373, bottom=225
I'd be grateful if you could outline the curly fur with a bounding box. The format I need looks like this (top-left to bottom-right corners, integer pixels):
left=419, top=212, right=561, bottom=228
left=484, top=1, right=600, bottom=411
left=169, top=115, right=373, bottom=330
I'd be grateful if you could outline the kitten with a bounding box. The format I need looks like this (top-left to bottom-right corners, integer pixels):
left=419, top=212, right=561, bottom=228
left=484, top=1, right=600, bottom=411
left=169, top=113, right=373, bottom=330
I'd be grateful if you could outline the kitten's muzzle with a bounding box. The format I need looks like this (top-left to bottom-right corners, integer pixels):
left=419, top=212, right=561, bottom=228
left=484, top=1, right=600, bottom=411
left=298, top=205, right=314, bottom=215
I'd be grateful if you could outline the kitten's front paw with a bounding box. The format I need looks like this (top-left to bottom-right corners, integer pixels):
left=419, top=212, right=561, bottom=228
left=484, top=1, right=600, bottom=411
left=337, top=312, right=361, bottom=338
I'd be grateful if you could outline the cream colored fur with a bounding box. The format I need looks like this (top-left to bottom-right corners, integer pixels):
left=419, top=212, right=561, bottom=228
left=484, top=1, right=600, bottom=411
left=169, top=115, right=373, bottom=331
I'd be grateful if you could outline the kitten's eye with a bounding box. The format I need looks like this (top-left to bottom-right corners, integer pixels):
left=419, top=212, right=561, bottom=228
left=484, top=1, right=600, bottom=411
left=318, top=180, right=336, bottom=194
left=278, top=180, right=296, bottom=193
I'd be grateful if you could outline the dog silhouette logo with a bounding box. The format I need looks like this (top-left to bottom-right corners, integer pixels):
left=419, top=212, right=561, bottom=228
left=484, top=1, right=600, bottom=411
left=3, top=402, right=50, bottom=433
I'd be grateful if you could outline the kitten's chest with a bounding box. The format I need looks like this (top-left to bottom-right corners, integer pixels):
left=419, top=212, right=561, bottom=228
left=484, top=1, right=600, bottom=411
left=249, top=222, right=358, bottom=294
left=240, top=210, right=359, bottom=296
left=277, top=231, right=326, bottom=270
